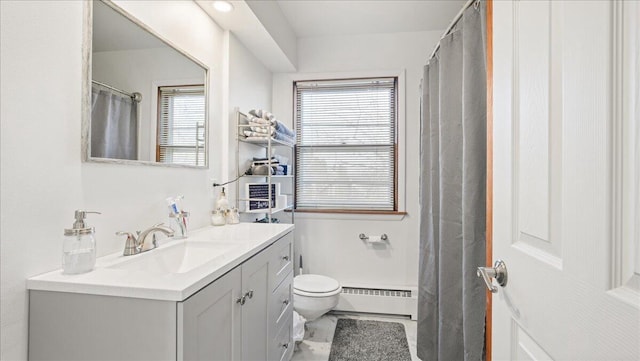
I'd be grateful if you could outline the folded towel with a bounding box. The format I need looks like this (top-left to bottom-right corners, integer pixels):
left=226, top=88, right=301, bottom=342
left=248, top=109, right=262, bottom=118
left=242, top=110, right=295, bottom=145
left=244, top=130, right=270, bottom=138
left=273, top=120, right=295, bottom=139
left=253, top=156, right=277, bottom=162
left=245, top=136, right=271, bottom=142
left=248, top=109, right=275, bottom=121
left=274, top=132, right=295, bottom=144
left=248, top=116, right=271, bottom=125
left=249, top=125, right=274, bottom=134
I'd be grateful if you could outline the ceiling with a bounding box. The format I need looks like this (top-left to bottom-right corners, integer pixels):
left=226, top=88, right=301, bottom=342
left=93, top=1, right=166, bottom=52
left=197, top=0, right=467, bottom=72
left=276, top=0, right=466, bottom=38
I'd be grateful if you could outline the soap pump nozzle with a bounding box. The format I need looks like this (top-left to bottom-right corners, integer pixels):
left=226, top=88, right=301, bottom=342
left=66, top=210, right=101, bottom=235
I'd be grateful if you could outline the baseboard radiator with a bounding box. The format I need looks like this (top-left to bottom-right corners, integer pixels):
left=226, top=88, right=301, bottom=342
left=335, top=286, right=418, bottom=320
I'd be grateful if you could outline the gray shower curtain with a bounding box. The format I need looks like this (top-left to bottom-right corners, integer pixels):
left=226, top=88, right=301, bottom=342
left=418, top=2, right=487, bottom=360
left=91, top=85, right=138, bottom=160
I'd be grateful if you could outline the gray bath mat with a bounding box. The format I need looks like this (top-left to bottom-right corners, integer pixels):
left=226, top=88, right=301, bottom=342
left=328, top=319, right=412, bottom=361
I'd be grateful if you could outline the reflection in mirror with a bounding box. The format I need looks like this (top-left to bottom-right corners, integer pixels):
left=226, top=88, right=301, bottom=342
left=86, top=0, right=208, bottom=167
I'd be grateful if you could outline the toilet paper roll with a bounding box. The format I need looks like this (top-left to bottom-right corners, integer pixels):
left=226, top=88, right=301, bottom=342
left=367, top=236, right=384, bottom=244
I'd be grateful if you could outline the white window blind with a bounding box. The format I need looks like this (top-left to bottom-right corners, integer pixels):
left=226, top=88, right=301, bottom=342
left=295, top=77, right=397, bottom=211
left=158, top=85, right=205, bottom=166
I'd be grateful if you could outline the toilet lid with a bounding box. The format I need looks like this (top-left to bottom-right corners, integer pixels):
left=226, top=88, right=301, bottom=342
left=294, top=274, right=340, bottom=293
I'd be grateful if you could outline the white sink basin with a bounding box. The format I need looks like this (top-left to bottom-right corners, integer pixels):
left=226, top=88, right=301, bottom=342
left=109, top=241, right=240, bottom=274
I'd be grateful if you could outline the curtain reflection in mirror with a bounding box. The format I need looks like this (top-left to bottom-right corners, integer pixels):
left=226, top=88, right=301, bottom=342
left=91, top=84, right=138, bottom=160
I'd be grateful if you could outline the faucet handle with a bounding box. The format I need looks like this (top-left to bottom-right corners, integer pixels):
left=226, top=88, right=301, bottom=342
left=116, top=231, right=138, bottom=256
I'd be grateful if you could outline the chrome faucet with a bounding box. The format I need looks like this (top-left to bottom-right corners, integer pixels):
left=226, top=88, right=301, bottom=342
left=116, top=223, right=175, bottom=256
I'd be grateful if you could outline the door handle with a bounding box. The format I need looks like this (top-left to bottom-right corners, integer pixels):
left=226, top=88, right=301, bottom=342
left=477, top=259, right=508, bottom=293
left=237, top=290, right=254, bottom=305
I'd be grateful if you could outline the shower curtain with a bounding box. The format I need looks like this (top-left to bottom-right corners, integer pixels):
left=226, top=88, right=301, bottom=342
left=91, top=85, right=138, bottom=160
left=418, top=2, right=487, bottom=360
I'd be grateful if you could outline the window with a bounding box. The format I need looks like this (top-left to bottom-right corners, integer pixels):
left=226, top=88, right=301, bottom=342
left=157, top=85, right=205, bottom=166
left=295, top=77, right=397, bottom=211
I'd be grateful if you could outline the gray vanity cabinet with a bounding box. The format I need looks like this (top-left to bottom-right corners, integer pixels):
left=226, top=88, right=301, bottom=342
left=177, top=231, right=294, bottom=361
left=29, top=290, right=178, bottom=361
left=29, top=232, right=294, bottom=361
left=178, top=241, right=271, bottom=361
left=178, top=266, right=243, bottom=360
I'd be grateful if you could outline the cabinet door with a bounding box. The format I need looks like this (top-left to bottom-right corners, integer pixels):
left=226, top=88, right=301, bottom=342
left=269, top=312, right=294, bottom=361
left=241, top=246, right=271, bottom=361
left=178, top=267, right=242, bottom=361
left=268, top=232, right=293, bottom=291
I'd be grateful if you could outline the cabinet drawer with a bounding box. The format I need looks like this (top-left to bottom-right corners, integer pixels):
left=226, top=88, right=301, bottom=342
left=269, top=232, right=293, bottom=292
left=269, top=271, right=293, bottom=330
left=269, top=313, right=293, bottom=361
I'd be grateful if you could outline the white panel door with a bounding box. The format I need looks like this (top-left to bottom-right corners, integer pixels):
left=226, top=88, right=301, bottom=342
left=492, top=0, right=640, bottom=360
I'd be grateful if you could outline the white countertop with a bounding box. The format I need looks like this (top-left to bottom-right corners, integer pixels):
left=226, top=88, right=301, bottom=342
left=27, top=223, right=294, bottom=302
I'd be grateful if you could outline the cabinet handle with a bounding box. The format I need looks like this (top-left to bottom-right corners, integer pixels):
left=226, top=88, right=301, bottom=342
left=236, top=296, right=246, bottom=305
left=282, top=342, right=289, bottom=349
left=246, top=290, right=254, bottom=299
left=282, top=299, right=289, bottom=306
left=282, top=255, right=290, bottom=261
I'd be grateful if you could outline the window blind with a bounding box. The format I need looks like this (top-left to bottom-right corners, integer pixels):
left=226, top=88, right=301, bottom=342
left=295, top=78, right=397, bottom=210
left=158, top=85, right=205, bottom=166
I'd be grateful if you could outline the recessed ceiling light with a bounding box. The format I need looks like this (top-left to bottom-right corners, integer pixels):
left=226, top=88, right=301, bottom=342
left=213, top=1, right=234, bottom=13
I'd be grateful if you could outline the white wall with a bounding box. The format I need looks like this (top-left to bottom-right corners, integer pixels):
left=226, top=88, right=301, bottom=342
left=272, top=31, right=441, bottom=293
left=226, top=32, right=293, bottom=224
left=0, top=1, right=273, bottom=360
left=226, top=31, right=274, bottom=206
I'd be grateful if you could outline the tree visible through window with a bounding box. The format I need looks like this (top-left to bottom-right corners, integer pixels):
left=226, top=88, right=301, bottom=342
left=157, top=85, right=205, bottom=166
left=294, top=77, right=397, bottom=211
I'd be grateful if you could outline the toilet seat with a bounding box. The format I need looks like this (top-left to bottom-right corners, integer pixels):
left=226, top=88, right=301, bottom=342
left=294, top=274, right=341, bottom=297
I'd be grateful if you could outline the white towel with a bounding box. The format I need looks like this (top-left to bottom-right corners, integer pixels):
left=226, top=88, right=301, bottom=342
left=244, top=130, right=270, bottom=138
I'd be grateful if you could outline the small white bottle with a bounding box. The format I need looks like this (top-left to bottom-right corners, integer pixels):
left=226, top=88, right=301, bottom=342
left=62, top=210, right=100, bottom=275
left=211, top=208, right=226, bottom=226
left=216, top=187, right=229, bottom=211
left=226, top=207, right=240, bottom=225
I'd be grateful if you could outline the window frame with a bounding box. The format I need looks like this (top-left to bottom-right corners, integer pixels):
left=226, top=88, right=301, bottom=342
left=293, top=76, right=402, bottom=214
left=156, top=84, right=206, bottom=167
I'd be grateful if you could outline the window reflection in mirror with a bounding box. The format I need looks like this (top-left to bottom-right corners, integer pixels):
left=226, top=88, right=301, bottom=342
left=157, top=85, right=206, bottom=166
left=86, top=0, right=208, bottom=167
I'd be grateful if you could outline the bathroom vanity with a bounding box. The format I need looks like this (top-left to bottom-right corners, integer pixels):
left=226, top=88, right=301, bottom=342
left=27, top=223, right=294, bottom=361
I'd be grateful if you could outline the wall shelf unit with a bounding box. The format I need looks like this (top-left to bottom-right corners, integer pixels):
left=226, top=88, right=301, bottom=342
left=235, top=109, right=295, bottom=224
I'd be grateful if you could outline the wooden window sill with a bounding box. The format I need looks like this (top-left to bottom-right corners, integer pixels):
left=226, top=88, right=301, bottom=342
left=291, top=209, right=407, bottom=215
left=287, top=209, right=408, bottom=221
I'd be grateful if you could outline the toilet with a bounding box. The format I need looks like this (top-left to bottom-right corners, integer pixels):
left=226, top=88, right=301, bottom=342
left=293, top=274, right=342, bottom=321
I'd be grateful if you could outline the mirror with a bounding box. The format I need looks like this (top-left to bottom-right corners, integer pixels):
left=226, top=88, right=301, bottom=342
left=84, top=0, right=209, bottom=168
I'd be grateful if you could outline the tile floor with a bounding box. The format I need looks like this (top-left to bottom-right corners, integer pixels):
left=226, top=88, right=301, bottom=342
left=291, top=312, right=420, bottom=361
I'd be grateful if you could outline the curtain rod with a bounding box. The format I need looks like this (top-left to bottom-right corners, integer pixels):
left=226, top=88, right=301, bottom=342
left=92, top=80, right=142, bottom=103
left=428, top=0, right=478, bottom=61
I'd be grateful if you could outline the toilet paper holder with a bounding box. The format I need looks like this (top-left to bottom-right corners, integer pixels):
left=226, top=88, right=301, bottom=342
left=359, top=233, right=388, bottom=242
